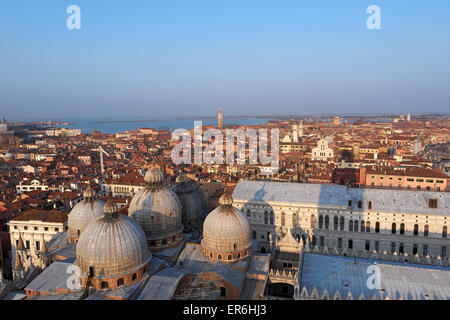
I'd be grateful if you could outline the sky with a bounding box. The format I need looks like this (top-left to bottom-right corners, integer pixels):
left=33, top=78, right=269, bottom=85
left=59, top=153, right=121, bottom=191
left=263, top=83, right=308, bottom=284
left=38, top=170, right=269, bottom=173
left=0, top=0, right=450, bottom=120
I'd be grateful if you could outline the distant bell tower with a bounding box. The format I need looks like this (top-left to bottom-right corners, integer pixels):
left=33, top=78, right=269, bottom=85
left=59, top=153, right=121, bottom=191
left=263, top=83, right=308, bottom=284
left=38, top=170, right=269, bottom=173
left=0, top=116, right=7, bottom=133
left=218, top=106, right=223, bottom=130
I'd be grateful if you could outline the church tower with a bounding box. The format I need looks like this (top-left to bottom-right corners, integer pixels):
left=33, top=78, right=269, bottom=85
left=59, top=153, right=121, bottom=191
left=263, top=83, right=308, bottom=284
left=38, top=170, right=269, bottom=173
left=218, top=106, right=223, bottom=130
left=293, top=123, right=299, bottom=143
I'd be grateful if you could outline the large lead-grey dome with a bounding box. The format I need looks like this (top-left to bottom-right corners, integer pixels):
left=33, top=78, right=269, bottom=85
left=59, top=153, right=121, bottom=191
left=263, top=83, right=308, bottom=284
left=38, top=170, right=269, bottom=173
left=76, top=197, right=150, bottom=283
left=128, top=167, right=183, bottom=247
left=201, top=191, right=251, bottom=262
left=68, top=186, right=104, bottom=239
left=172, top=172, right=203, bottom=231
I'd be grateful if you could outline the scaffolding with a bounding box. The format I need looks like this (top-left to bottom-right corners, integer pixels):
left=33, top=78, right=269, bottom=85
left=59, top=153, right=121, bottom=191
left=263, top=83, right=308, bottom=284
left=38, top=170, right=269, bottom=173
left=172, top=273, right=222, bottom=300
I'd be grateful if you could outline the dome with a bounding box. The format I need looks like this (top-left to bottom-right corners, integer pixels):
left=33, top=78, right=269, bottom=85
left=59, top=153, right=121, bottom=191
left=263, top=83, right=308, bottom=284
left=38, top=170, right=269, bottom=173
left=175, top=171, right=188, bottom=183
left=201, top=192, right=251, bottom=262
left=129, top=167, right=183, bottom=248
left=76, top=196, right=151, bottom=289
left=144, top=167, right=164, bottom=185
left=172, top=172, right=203, bottom=231
left=68, top=187, right=104, bottom=239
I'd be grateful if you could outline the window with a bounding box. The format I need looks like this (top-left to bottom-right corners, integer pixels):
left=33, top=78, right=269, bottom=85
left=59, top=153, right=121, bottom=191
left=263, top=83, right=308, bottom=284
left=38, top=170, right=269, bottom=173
left=324, top=216, right=329, bottom=230
left=252, top=230, right=256, bottom=239
left=311, top=215, right=315, bottom=229
left=44, top=227, right=48, bottom=231
left=375, top=222, right=380, bottom=233
left=349, top=220, right=353, bottom=232
left=220, top=287, right=226, bottom=297
left=413, top=244, right=418, bottom=255
left=392, top=223, right=396, bottom=234
left=413, top=224, right=419, bottom=236
left=368, top=201, right=372, bottom=210
left=429, top=199, right=438, bottom=209
left=101, top=281, right=109, bottom=289
left=228, top=255, right=232, bottom=260
left=264, top=212, right=268, bottom=224
left=55, top=228, right=59, bottom=232
left=442, top=247, right=447, bottom=258
left=358, top=201, right=362, bottom=209
left=375, top=241, right=379, bottom=252
left=365, top=240, right=370, bottom=251
left=270, top=212, right=274, bottom=225
left=292, top=212, right=297, bottom=226
left=312, top=235, right=316, bottom=246
left=348, top=200, right=352, bottom=207
left=361, top=221, right=365, bottom=232
left=366, top=221, right=370, bottom=232
left=218, top=254, right=222, bottom=260
left=320, top=236, right=324, bottom=247
left=35, top=241, right=40, bottom=251
left=281, top=212, right=285, bottom=226
left=348, top=239, right=353, bottom=249
left=338, top=238, right=342, bottom=249
left=354, top=221, right=359, bottom=232
left=400, top=223, right=405, bottom=235
left=424, top=225, right=429, bottom=237
left=247, top=209, right=250, bottom=217
left=334, top=216, right=338, bottom=230
left=340, top=217, right=344, bottom=231
left=443, top=226, right=447, bottom=238
left=117, top=278, right=124, bottom=287
left=132, top=273, right=137, bottom=281
left=319, top=215, right=323, bottom=229
left=423, top=245, right=428, bottom=256
left=399, top=243, right=404, bottom=254
left=391, top=242, right=396, bottom=253
left=25, top=241, right=30, bottom=249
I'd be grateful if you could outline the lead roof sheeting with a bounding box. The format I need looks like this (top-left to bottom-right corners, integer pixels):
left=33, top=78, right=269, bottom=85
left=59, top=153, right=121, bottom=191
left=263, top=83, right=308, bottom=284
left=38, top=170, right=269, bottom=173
left=300, top=253, right=450, bottom=300
left=138, top=267, right=189, bottom=300
left=25, top=261, right=74, bottom=293
left=232, top=181, right=450, bottom=215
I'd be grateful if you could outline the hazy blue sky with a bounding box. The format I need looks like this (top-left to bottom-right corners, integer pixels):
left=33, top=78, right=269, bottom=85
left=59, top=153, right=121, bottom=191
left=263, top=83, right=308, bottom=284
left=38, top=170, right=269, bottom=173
left=1, top=0, right=449, bottom=120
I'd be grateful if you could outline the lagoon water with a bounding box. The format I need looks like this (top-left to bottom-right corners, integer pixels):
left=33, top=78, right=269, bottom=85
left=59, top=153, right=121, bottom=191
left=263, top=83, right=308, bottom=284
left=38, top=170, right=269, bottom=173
left=55, top=117, right=270, bottom=134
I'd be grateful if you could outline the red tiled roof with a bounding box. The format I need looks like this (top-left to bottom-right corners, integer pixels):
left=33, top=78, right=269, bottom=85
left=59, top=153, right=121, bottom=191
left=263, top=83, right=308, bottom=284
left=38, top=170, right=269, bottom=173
left=10, top=210, right=67, bottom=223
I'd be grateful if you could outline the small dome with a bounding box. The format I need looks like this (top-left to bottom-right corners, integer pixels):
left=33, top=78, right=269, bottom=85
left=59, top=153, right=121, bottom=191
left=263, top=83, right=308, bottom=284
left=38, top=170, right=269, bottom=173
left=175, top=172, right=188, bottom=183
left=129, top=168, right=183, bottom=247
left=144, top=167, right=164, bottom=185
left=83, top=185, right=96, bottom=199
left=76, top=199, right=150, bottom=281
left=104, top=198, right=118, bottom=216
left=202, top=193, right=251, bottom=261
left=68, top=188, right=104, bottom=238
left=219, top=192, right=233, bottom=206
